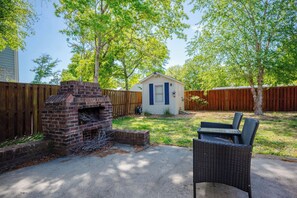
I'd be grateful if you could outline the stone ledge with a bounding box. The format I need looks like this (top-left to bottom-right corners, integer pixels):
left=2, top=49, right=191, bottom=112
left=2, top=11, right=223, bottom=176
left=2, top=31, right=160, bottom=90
left=111, top=129, right=150, bottom=146
left=0, top=140, right=50, bottom=173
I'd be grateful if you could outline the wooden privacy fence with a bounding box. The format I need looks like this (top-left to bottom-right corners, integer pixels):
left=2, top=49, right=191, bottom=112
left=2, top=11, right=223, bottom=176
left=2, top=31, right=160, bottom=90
left=0, top=82, right=142, bottom=141
left=102, top=89, right=142, bottom=117
left=0, top=83, right=59, bottom=141
left=184, top=86, right=297, bottom=111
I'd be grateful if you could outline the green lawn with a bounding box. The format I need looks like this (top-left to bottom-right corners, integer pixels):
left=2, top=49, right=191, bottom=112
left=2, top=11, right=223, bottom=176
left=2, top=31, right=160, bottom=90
left=113, top=112, right=297, bottom=158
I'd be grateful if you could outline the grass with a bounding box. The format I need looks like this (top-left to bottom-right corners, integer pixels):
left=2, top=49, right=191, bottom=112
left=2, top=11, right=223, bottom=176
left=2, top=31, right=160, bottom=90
left=113, top=112, right=297, bottom=158
left=0, top=133, right=44, bottom=148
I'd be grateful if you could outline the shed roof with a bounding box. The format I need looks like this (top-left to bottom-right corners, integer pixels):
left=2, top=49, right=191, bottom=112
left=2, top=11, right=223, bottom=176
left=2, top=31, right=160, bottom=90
left=139, top=72, right=184, bottom=85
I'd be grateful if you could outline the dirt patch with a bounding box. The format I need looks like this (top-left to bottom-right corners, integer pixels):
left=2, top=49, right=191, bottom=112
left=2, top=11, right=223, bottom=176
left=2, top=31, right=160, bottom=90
left=257, top=112, right=297, bottom=121
left=280, top=158, right=297, bottom=163
left=119, top=111, right=198, bottom=119
left=134, top=145, right=150, bottom=152
left=254, top=154, right=297, bottom=163
left=92, top=148, right=130, bottom=157
left=149, top=143, right=160, bottom=147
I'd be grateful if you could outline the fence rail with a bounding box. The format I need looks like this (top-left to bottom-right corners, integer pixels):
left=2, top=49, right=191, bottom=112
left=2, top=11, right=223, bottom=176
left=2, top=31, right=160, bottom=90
left=0, top=82, right=141, bottom=141
left=184, top=86, right=297, bottom=111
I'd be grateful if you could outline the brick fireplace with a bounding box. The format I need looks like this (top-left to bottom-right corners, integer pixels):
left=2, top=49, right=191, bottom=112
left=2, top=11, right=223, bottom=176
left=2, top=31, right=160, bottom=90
left=41, top=81, right=112, bottom=154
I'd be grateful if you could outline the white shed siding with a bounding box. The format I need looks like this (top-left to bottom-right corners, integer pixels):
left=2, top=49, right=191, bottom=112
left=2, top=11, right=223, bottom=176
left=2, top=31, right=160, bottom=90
left=142, top=74, right=184, bottom=115
left=130, top=84, right=142, bottom=91
left=175, top=83, right=185, bottom=112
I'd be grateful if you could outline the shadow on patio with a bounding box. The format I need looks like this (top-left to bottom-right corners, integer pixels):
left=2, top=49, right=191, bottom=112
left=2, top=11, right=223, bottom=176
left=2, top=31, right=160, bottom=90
left=0, top=145, right=296, bottom=198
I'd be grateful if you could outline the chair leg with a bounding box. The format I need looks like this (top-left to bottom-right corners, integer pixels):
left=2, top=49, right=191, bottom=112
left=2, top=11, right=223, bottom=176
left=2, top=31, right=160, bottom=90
left=248, top=187, right=252, bottom=198
left=193, top=183, right=196, bottom=198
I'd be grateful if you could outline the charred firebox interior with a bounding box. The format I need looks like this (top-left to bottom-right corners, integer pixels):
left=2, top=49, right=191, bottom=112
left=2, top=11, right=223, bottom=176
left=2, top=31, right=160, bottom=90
left=78, top=106, right=105, bottom=125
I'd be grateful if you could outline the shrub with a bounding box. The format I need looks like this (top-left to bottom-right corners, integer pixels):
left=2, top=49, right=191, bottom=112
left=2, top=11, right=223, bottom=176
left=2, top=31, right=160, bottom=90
left=143, top=111, right=152, bottom=116
left=190, top=96, right=208, bottom=110
left=163, top=108, right=173, bottom=117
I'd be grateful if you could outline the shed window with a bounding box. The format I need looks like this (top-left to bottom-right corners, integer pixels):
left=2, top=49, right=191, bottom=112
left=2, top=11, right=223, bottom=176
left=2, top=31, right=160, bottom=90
left=155, top=85, right=163, bottom=103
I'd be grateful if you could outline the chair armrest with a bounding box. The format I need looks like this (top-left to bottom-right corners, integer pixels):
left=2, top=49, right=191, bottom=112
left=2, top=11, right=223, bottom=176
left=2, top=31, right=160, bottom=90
left=200, top=122, right=233, bottom=129
left=197, top=128, right=241, bottom=140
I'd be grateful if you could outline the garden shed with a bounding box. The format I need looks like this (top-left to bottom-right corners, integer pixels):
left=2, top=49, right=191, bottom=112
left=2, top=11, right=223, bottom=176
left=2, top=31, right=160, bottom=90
left=140, top=72, right=184, bottom=115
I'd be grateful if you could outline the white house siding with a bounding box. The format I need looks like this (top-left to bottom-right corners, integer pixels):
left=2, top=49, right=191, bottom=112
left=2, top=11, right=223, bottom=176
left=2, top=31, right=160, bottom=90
left=142, top=74, right=184, bottom=115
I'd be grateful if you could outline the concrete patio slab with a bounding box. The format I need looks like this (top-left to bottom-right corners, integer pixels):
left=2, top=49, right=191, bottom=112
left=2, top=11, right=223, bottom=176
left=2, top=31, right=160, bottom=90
left=0, top=145, right=296, bottom=198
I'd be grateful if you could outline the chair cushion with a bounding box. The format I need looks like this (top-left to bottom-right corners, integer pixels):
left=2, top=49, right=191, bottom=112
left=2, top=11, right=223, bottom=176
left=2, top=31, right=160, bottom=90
left=200, top=134, right=233, bottom=143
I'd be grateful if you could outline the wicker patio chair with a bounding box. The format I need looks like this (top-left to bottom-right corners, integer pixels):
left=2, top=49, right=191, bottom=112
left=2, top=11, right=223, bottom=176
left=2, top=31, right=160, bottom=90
left=200, top=112, right=243, bottom=129
left=193, top=118, right=259, bottom=198
left=198, top=112, right=243, bottom=142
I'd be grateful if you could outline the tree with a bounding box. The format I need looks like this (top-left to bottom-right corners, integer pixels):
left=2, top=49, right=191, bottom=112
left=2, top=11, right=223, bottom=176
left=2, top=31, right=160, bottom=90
left=61, top=53, right=94, bottom=82
left=114, top=33, right=169, bottom=90
left=31, top=54, right=61, bottom=85
left=0, top=0, right=35, bottom=51
left=61, top=52, right=118, bottom=88
left=49, top=71, right=62, bottom=85
left=185, top=56, right=247, bottom=90
left=166, top=58, right=235, bottom=91
left=189, top=0, right=297, bottom=115
left=265, top=33, right=297, bottom=85
left=166, top=62, right=205, bottom=91
left=55, top=0, right=188, bottom=83
left=181, top=61, right=201, bottom=90
left=166, top=65, right=185, bottom=83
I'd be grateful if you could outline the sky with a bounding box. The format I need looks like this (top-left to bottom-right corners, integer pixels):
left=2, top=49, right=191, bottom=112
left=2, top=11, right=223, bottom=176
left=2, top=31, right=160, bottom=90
left=19, top=0, right=201, bottom=83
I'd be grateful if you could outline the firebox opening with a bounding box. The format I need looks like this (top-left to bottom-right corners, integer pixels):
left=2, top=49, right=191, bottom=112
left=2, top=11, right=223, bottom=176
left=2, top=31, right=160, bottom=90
left=83, top=129, right=99, bottom=141
left=78, top=106, right=105, bottom=125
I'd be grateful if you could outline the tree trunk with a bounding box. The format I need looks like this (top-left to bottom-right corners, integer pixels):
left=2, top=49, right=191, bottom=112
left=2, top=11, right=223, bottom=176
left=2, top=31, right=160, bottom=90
left=252, top=88, right=263, bottom=115
left=255, top=68, right=264, bottom=115
left=125, top=78, right=129, bottom=91
left=123, top=62, right=129, bottom=90
left=250, top=68, right=264, bottom=115
left=94, top=38, right=101, bottom=83
left=94, top=48, right=99, bottom=83
left=250, top=87, right=259, bottom=115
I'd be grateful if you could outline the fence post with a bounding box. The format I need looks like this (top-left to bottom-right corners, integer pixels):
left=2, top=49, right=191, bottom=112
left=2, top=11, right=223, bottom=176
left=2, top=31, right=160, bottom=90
left=125, top=91, right=130, bottom=115
left=225, top=90, right=229, bottom=111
